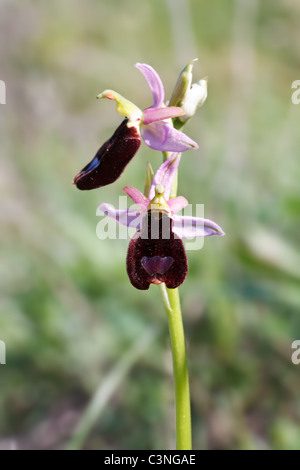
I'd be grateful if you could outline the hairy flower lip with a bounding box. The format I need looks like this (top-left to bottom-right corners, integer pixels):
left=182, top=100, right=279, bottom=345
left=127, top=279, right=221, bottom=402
left=126, top=211, right=188, bottom=290
left=73, top=118, right=141, bottom=190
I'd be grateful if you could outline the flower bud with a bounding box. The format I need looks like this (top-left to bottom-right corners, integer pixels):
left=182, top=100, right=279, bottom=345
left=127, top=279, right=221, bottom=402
left=169, top=59, right=197, bottom=107
left=178, top=78, right=208, bottom=123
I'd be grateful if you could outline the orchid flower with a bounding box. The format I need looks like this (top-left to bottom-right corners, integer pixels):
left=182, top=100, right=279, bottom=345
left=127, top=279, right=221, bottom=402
left=99, top=153, right=224, bottom=289
left=73, top=64, right=198, bottom=190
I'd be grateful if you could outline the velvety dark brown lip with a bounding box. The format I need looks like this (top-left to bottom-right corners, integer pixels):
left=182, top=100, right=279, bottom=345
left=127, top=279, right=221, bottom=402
left=73, top=118, right=141, bottom=190
left=126, top=212, right=188, bottom=290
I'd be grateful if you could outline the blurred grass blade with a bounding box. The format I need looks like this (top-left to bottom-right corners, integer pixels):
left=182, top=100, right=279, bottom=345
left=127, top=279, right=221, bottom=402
left=66, top=326, right=159, bottom=450
left=243, top=225, right=300, bottom=280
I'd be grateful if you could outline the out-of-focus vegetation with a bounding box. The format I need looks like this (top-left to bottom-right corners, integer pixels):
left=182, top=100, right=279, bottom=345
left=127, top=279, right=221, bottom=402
left=1, top=0, right=300, bottom=450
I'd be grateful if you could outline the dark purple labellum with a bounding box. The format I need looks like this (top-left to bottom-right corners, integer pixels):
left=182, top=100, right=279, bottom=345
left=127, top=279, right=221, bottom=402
left=126, top=211, right=188, bottom=290
left=73, top=118, right=141, bottom=190
left=141, top=256, right=173, bottom=276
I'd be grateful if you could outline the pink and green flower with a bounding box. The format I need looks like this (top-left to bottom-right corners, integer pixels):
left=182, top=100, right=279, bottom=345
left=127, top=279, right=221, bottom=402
left=99, top=154, right=224, bottom=289
left=73, top=64, right=198, bottom=190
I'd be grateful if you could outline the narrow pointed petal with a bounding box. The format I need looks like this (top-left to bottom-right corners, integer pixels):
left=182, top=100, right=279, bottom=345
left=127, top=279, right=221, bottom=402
left=123, top=186, right=149, bottom=210
left=172, top=215, right=225, bottom=238
left=169, top=59, right=197, bottom=107
left=167, top=196, right=189, bottom=214
left=73, top=119, right=141, bottom=190
left=98, top=203, right=142, bottom=229
left=143, top=106, right=185, bottom=125
left=141, top=121, right=198, bottom=152
left=149, top=153, right=181, bottom=200
left=135, top=63, right=165, bottom=108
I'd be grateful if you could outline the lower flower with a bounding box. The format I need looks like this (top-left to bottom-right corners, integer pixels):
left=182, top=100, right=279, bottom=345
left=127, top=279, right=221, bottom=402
left=98, top=153, right=225, bottom=290
left=127, top=210, right=188, bottom=290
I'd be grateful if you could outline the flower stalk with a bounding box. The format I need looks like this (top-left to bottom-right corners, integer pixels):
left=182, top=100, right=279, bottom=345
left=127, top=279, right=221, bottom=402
left=159, top=62, right=207, bottom=449
left=159, top=284, right=192, bottom=450
left=160, top=109, right=191, bottom=449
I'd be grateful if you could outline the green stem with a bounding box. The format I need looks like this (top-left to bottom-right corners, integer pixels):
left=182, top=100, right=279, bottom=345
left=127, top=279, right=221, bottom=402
left=162, top=150, right=178, bottom=198
left=160, top=114, right=192, bottom=449
left=159, top=284, right=192, bottom=450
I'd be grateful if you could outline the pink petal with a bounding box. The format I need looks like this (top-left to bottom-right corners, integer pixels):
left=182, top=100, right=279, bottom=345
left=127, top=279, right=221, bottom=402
left=141, top=121, right=199, bottom=152
left=135, top=63, right=165, bottom=108
left=123, top=186, right=149, bottom=210
left=149, top=153, right=181, bottom=200
left=98, top=203, right=142, bottom=229
left=143, top=106, right=185, bottom=125
left=167, top=196, right=189, bottom=214
left=172, top=215, right=225, bottom=238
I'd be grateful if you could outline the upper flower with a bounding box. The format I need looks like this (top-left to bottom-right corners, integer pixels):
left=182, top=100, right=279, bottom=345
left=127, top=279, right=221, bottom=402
left=73, top=64, right=198, bottom=191
left=98, top=63, right=199, bottom=152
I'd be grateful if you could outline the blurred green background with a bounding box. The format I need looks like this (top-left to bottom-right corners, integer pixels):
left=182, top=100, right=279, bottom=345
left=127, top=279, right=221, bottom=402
left=1, top=0, right=300, bottom=450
